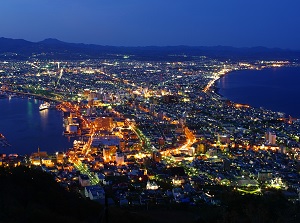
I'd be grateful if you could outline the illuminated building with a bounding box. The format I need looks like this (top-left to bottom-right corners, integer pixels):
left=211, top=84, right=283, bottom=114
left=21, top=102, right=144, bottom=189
left=103, top=147, right=111, bottom=162
left=31, top=157, right=41, bottom=166
left=115, top=152, right=125, bottom=165
left=265, top=131, right=276, bottom=145
left=79, top=174, right=91, bottom=187
left=195, top=143, right=206, bottom=154
left=94, top=116, right=113, bottom=130
left=152, top=151, right=162, bottom=162
left=146, top=181, right=159, bottom=190
left=83, top=89, right=90, bottom=98
left=30, top=148, right=48, bottom=166
left=92, top=136, right=120, bottom=155
left=66, top=123, right=79, bottom=134
left=179, top=147, right=195, bottom=156
left=41, top=157, right=54, bottom=167
left=56, top=152, right=64, bottom=164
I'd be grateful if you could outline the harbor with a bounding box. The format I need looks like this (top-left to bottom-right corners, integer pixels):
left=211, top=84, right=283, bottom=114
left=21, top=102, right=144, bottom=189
left=0, top=96, right=73, bottom=155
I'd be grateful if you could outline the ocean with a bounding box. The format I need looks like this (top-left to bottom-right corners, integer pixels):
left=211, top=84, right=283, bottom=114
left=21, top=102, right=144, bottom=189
left=217, top=66, right=300, bottom=118
left=0, top=97, right=73, bottom=155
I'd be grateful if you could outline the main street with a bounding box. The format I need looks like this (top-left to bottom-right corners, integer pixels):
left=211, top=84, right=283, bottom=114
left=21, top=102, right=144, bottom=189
left=66, top=104, right=99, bottom=185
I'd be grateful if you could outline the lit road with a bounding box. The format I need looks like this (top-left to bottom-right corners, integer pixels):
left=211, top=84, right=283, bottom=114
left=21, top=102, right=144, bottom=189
left=126, top=119, right=153, bottom=152
left=72, top=159, right=99, bottom=185
left=66, top=103, right=99, bottom=185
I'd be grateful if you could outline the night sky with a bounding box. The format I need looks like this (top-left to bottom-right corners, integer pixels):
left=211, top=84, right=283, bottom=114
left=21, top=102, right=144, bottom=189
left=1, top=0, right=300, bottom=49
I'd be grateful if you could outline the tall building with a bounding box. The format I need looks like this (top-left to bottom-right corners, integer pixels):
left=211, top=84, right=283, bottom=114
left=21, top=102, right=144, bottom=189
left=265, top=131, right=276, bottom=145
left=103, top=147, right=111, bottom=162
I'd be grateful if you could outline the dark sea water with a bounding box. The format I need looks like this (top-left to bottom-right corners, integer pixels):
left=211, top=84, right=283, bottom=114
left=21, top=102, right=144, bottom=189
left=0, top=97, right=73, bottom=155
left=217, top=66, right=300, bottom=118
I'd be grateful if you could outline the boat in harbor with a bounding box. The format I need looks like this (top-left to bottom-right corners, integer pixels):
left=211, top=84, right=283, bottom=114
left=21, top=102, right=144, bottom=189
left=39, top=102, right=50, bottom=111
left=8, top=94, right=16, bottom=100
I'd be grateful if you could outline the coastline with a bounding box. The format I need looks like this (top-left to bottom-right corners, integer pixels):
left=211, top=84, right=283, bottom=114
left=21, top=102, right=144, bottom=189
left=211, top=76, right=223, bottom=98
left=205, top=70, right=235, bottom=99
left=211, top=66, right=300, bottom=119
left=0, top=97, right=72, bottom=155
left=2, top=89, right=62, bottom=104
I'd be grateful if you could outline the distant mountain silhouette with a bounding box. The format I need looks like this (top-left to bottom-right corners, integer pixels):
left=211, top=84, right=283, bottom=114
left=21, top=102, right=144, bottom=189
left=0, top=37, right=32, bottom=52
left=0, top=37, right=299, bottom=60
left=38, top=38, right=67, bottom=44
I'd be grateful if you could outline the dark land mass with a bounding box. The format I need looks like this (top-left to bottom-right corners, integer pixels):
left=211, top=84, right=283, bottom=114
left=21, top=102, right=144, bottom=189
left=0, top=166, right=101, bottom=223
left=1, top=37, right=300, bottom=61
left=0, top=166, right=299, bottom=223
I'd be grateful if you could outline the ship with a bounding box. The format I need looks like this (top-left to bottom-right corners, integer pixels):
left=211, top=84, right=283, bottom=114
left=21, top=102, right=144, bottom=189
left=39, top=102, right=50, bottom=111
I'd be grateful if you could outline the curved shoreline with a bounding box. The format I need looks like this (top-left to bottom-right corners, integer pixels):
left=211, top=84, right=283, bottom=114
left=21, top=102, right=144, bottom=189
left=0, top=97, right=72, bottom=155
left=213, top=66, right=300, bottom=118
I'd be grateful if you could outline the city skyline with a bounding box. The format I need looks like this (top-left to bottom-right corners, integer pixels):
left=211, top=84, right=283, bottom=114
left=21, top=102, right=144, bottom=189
left=1, top=24, right=300, bottom=221
left=1, top=55, right=300, bottom=222
left=1, top=0, right=300, bottom=49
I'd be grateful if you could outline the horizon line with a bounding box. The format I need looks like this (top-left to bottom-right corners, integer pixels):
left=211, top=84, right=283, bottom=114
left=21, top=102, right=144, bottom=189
left=1, top=36, right=298, bottom=51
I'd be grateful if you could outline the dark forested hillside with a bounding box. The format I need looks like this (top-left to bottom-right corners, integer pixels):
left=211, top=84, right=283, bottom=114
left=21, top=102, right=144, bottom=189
left=0, top=166, right=299, bottom=223
left=0, top=166, right=101, bottom=223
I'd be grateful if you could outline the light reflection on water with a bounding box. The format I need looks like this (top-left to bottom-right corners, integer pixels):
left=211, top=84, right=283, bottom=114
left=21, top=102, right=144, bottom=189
left=0, top=97, right=73, bottom=155
left=217, top=67, right=300, bottom=118
left=40, top=109, right=49, bottom=130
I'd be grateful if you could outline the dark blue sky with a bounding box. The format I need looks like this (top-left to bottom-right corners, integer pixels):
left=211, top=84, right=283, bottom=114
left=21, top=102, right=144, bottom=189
left=1, top=0, right=300, bottom=49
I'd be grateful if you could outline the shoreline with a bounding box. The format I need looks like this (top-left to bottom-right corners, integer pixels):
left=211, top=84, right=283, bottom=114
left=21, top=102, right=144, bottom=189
left=209, top=66, right=300, bottom=119
left=204, top=70, right=234, bottom=99
left=2, top=89, right=62, bottom=104
left=0, top=97, right=72, bottom=156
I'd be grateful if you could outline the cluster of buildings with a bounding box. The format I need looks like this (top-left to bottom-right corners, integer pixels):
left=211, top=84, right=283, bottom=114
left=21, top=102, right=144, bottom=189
left=0, top=56, right=299, bottom=207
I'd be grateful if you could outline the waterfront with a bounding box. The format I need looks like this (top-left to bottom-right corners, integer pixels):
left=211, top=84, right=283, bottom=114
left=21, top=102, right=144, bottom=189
left=0, top=57, right=300, bottom=219
left=0, top=97, right=73, bottom=155
left=217, top=66, right=300, bottom=118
